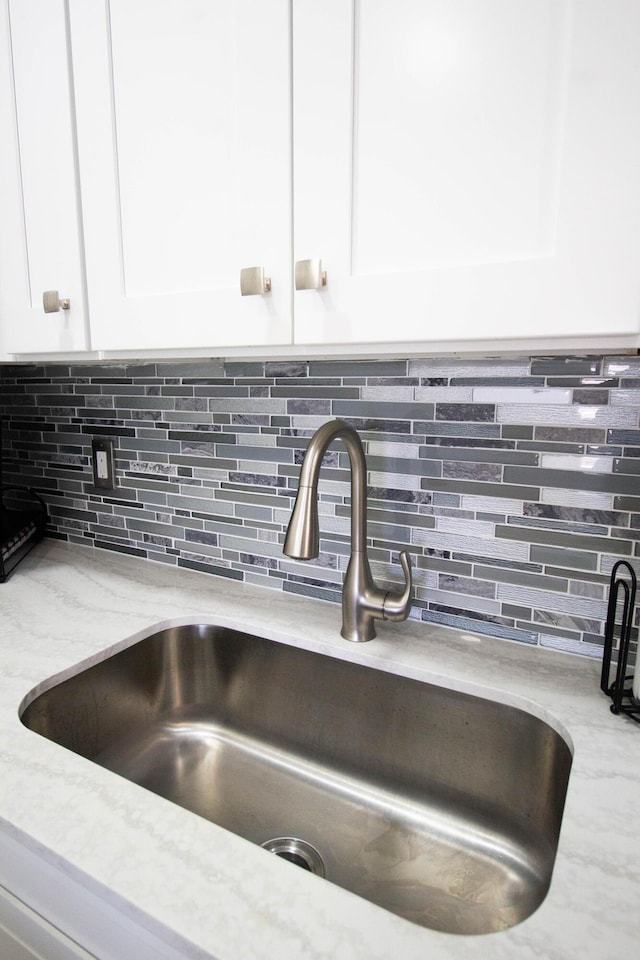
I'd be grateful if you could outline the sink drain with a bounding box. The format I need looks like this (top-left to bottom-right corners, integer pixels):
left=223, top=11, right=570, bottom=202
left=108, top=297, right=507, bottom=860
left=261, top=837, right=325, bottom=877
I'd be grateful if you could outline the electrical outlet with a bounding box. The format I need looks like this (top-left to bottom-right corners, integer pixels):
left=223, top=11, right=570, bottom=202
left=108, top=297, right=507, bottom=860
left=92, top=438, right=116, bottom=489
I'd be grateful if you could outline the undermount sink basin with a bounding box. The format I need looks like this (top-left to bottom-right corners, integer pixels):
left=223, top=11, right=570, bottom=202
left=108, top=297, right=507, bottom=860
left=20, top=624, right=572, bottom=935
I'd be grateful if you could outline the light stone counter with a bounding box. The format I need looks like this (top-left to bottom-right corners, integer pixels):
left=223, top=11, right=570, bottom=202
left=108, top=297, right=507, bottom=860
left=1, top=539, right=639, bottom=959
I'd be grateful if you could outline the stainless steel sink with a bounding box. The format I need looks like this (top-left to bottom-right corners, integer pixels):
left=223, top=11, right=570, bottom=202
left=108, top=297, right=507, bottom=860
left=20, top=624, right=572, bottom=935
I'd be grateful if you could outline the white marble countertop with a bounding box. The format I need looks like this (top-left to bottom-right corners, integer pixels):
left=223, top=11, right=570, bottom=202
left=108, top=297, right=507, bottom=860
left=1, top=539, right=639, bottom=959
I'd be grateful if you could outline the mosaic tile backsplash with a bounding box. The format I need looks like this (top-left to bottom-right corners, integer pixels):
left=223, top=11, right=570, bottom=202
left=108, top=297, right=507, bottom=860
left=1, top=354, right=639, bottom=659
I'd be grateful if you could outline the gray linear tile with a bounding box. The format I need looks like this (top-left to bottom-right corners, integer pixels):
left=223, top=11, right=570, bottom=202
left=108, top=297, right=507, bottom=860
left=362, top=386, right=415, bottom=401
left=207, top=398, right=286, bottom=413
left=496, top=583, right=607, bottom=619
left=415, top=422, right=501, bottom=438
left=310, top=360, right=407, bottom=378
left=573, top=389, right=609, bottom=405
left=539, top=635, right=603, bottom=658
left=451, top=377, right=545, bottom=387
left=523, top=503, right=625, bottom=526
left=366, top=455, right=441, bottom=478
left=501, top=425, right=535, bottom=440
left=604, top=356, right=640, bottom=376
left=504, top=464, right=639, bottom=496
left=497, top=523, right=632, bottom=555
left=157, top=361, right=224, bottom=378
left=421, top=477, right=540, bottom=500
left=614, top=496, right=640, bottom=511
left=419, top=445, right=536, bottom=465
left=499, top=404, right=636, bottom=428
left=265, top=361, right=308, bottom=378
left=334, top=400, right=434, bottom=420
left=410, top=358, right=531, bottom=378
left=474, top=565, right=568, bottom=592
left=287, top=399, right=332, bottom=415
left=534, top=426, right=606, bottom=443
left=412, top=527, right=529, bottom=560
left=438, top=574, right=495, bottom=598
left=508, top=515, right=609, bottom=536
left=613, top=458, right=640, bottom=475
left=517, top=440, right=584, bottom=454
left=443, top=462, right=502, bottom=482
left=530, top=357, right=601, bottom=376
left=274, top=386, right=358, bottom=399
left=530, top=545, right=598, bottom=571
left=436, top=403, right=495, bottom=422
left=421, top=610, right=538, bottom=644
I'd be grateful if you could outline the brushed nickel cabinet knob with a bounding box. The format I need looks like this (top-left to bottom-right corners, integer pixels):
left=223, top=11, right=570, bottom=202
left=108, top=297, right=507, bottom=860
left=43, top=290, right=70, bottom=313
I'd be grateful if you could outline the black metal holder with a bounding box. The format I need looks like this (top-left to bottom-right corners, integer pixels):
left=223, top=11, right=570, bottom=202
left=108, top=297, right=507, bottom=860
left=0, top=486, right=48, bottom=583
left=600, top=559, right=639, bottom=724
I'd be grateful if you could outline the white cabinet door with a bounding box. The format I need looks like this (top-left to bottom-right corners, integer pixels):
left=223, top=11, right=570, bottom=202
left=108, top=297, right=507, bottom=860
left=0, top=0, right=89, bottom=354
left=69, top=0, right=292, bottom=352
left=293, top=0, right=640, bottom=347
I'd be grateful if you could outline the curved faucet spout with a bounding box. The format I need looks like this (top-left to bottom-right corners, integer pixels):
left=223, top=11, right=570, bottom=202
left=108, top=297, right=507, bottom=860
left=283, top=419, right=412, bottom=642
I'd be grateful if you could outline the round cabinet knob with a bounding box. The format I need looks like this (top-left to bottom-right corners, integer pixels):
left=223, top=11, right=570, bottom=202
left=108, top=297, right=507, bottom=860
left=43, top=290, right=70, bottom=313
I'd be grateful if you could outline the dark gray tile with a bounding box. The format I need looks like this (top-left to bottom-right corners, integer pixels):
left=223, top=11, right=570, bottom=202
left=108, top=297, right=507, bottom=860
left=309, top=360, right=407, bottom=378
left=531, top=356, right=602, bottom=376
left=438, top=574, right=495, bottom=598
left=572, top=389, right=609, bottom=405
left=223, top=362, right=265, bottom=377
left=265, top=361, right=308, bottom=378
left=536, top=426, right=605, bottom=443
left=546, top=377, right=619, bottom=388
left=450, top=377, right=544, bottom=387
left=613, top=458, right=640, bottom=475
left=274, top=386, right=359, bottom=399
left=435, top=403, right=495, bottom=422
left=517, top=440, right=584, bottom=454
left=442, top=462, right=502, bottom=482
left=287, top=399, right=332, bottom=415
left=368, top=487, right=432, bottom=505
left=608, top=429, right=640, bottom=444
left=523, top=503, right=626, bottom=526
left=614, top=496, right=640, bottom=511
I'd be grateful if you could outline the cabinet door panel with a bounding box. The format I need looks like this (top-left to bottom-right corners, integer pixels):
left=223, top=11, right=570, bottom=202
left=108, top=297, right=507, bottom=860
left=71, top=0, right=292, bottom=351
left=293, top=0, right=640, bottom=346
left=0, top=0, right=88, bottom=354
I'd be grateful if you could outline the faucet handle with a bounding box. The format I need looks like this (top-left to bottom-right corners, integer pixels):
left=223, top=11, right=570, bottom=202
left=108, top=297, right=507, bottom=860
left=382, top=550, right=413, bottom=622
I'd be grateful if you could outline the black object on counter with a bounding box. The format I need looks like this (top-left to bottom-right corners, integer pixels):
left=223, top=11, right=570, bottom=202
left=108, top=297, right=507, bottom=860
left=0, top=486, right=48, bottom=582
left=600, top=559, right=639, bottom=724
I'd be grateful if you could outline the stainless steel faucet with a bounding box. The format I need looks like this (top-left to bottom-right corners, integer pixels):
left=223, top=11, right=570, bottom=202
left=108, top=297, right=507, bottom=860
left=283, top=419, right=412, bottom=642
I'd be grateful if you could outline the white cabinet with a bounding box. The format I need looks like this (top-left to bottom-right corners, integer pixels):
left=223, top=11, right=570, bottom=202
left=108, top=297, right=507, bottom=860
left=0, top=0, right=89, bottom=354
left=293, top=0, right=640, bottom=347
left=69, top=0, right=292, bottom=352
left=0, top=0, right=292, bottom=355
left=1, top=0, right=639, bottom=358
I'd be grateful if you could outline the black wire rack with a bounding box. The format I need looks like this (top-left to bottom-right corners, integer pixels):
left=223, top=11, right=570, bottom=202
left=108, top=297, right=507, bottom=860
left=600, top=559, right=639, bottom=724
left=0, top=486, right=48, bottom=583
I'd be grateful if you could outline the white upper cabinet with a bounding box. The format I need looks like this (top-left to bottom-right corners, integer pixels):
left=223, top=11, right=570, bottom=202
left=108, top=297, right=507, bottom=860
left=1, top=0, right=639, bottom=357
left=0, top=0, right=89, bottom=353
left=293, top=0, right=640, bottom=346
left=69, top=0, right=292, bottom=351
